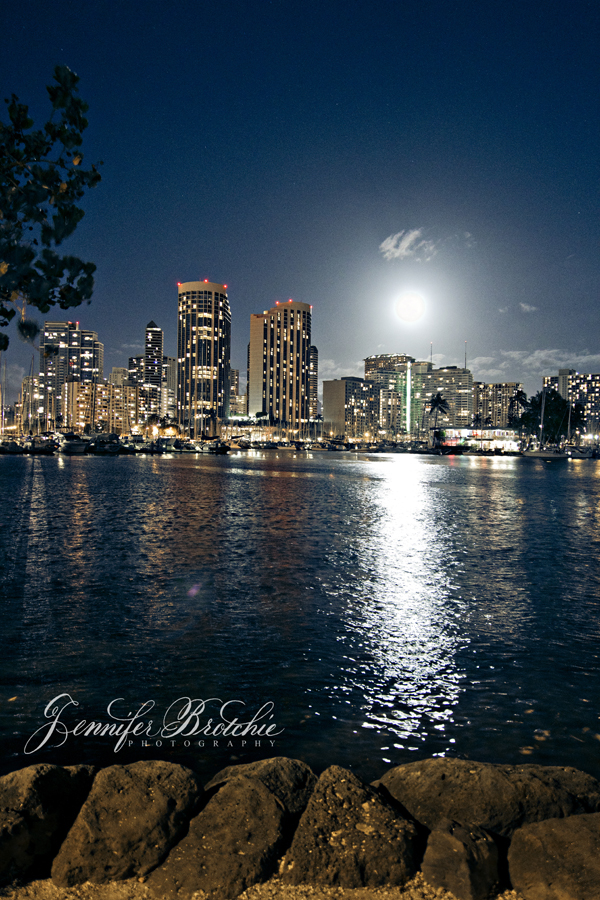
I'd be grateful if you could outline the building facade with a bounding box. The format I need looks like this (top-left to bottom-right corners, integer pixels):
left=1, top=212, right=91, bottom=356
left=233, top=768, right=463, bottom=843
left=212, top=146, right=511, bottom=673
left=309, top=345, right=319, bottom=419
left=177, top=280, right=231, bottom=437
left=61, top=381, right=141, bottom=434
left=417, top=366, right=474, bottom=430
left=472, top=381, right=523, bottom=427
left=161, top=356, right=177, bottom=419
left=247, top=299, right=313, bottom=432
left=322, top=377, right=379, bottom=439
left=39, top=321, right=103, bottom=427
left=544, top=369, right=600, bottom=433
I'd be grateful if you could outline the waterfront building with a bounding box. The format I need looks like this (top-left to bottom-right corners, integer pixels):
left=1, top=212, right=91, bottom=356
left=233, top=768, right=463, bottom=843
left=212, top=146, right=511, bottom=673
left=417, top=366, right=474, bottom=430
left=472, top=381, right=523, bottom=427
left=38, top=321, right=103, bottom=428
left=323, top=376, right=378, bottom=439
left=247, top=299, right=313, bottom=434
left=142, top=321, right=164, bottom=420
left=409, top=361, right=434, bottom=439
left=364, top=354, right=435, bottom=438
left=544, top=369, right=600, bottom=433
left=309, top=345, right=319, bottom=419
left=61, top=381, right=141, bottom=434
left=177, top=279, right=231, bottom=437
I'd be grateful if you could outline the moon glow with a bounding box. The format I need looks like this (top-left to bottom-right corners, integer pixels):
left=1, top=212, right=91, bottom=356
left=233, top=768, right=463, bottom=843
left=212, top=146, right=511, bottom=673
left=395, top=291, right=425, bottom=322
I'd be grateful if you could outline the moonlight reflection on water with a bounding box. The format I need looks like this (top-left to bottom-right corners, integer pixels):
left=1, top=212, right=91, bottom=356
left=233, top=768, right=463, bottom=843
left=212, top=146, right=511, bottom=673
left=0, top=451, right=599, bottom=783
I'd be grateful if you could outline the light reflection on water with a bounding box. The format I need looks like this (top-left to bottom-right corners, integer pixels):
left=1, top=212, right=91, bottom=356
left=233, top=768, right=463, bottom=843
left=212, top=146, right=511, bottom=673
left=0, top=452, right=599, bottom=783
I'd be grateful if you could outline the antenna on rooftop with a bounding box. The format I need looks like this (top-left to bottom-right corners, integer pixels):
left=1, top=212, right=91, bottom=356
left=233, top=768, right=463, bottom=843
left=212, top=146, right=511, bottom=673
left=465, top=341, right=467, bottom=370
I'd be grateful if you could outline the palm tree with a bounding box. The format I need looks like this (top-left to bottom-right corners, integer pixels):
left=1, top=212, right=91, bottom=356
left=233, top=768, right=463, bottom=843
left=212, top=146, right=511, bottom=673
left=429, top=392, right=450, bottom=447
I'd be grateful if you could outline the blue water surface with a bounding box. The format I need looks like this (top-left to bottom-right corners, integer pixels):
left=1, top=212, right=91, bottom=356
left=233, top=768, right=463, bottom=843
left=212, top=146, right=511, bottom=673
left=1, top=451, right=599, bottom=783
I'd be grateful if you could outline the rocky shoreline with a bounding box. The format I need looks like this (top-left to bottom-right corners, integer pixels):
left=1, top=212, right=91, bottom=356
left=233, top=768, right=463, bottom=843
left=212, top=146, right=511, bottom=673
left=1, top=756, right=599, bottom=900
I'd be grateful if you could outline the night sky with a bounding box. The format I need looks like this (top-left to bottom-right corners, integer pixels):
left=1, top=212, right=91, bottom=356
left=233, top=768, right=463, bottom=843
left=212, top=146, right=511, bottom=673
left=2, top=0, right=598, bottom=402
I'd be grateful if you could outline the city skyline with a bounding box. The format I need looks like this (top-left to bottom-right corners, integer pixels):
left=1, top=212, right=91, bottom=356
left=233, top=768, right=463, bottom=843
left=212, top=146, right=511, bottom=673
left=2, top=1, right=598, bottom=403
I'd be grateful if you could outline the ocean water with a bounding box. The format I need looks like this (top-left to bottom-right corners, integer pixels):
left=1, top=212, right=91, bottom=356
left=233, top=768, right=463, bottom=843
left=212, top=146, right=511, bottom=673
left=1, top=450, right=599, bottom=784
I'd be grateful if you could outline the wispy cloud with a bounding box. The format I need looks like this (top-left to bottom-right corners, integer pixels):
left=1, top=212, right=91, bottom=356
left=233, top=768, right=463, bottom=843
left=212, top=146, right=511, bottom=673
left=120, top=343, right=144, bottom=350
left=500, top=349, right=600, bottom=373
left=380, top=228, right=475, bottom=262
left=498, top=307, right=508, bottom=314
left=520, top=303, right=537, bottom=313
left=379, top=228, right=439, bottom=263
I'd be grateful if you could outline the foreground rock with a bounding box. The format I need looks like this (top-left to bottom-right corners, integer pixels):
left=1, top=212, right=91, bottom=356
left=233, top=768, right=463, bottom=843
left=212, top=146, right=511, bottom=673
left=0, top=764, right=94, bottom=885
left=374, top=758, right=600, bottom=837
left=508, top=811, right=600, bottom=899
left=421, top=818, right=500, bottom=900
left=280, top=765, right=421, bottom=889
left=51, top=761, right=202, bottom=887
left=146, top=775, right=288, bottom=899
left=204, top=756, right=317, bottom=819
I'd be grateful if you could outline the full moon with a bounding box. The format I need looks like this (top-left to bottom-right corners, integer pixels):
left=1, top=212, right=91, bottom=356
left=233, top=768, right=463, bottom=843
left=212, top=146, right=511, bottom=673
left=395, top=291, right=425, bottom=322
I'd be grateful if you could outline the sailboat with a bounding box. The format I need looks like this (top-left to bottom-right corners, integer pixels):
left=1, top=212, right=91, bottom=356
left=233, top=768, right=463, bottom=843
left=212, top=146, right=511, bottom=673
left=562, top=401, right=593, bottom=458
left=521, top=389, right=567, bottom=460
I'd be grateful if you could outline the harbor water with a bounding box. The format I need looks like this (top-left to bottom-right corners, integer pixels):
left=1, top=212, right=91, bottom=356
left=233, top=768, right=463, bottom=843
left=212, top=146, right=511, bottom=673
left=1, top=450, right=599, bottom=783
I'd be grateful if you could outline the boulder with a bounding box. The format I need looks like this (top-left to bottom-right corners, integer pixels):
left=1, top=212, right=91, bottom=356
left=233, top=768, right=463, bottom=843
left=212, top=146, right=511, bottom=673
left=146, top=775, right=287, bottom=899
left=280, top=765, right=421, bottom=888
left=0, top=763, right=94, bottom=884
left=51, top=760, right=202, bottom=886
left=421, top=818, right=500, bottom=900
left=204, top=756, right=317, bottom=818
left=374, top=758, right=600, bottom=837
left=508, top=812, right=600, bottom=899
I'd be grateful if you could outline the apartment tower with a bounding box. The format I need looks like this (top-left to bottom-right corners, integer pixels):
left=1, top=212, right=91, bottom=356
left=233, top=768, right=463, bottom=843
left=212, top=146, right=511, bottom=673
left=39, top=321, right=103, bottom=428
left=248, top=299, right=312, bottom=432
left=177, top=280, right=231, bottom=437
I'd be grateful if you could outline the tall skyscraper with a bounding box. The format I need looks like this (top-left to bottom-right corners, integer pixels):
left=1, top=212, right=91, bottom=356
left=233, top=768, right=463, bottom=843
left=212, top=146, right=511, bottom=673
left=309, top=345, right=319, bottom=419
left=248, top=299, right=313, bottom=432
left=39, top=321, right=103, bottom=427
left=144, top=321, right=164, bottom=390
left=177, top=279, right=231, bottom=437
left=141, top=321, right=164, bottom=420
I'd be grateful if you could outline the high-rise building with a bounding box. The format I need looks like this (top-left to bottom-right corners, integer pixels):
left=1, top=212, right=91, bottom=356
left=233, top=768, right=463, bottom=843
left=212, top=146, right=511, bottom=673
left=62, top=381, right=141, bottom=434
left=309, top=346, right=319, bottom=419
left=544, top=369, right=600, bottom=432
left=416, top=366, right=474, bottom=429
left=161, top=356, right=177, bottom=419
left=472, top=382, right=523, bottom=427
left=177, top=279, right=231, bottom=437
left=322, top=376, right=378, bottom=439
left=144, top=322, right=163, bottom=389
left=248, top=299, right=313, bottom=432
left=364, top=353, right=415, bottom=378
left=39, top=321, right=103, bottom=427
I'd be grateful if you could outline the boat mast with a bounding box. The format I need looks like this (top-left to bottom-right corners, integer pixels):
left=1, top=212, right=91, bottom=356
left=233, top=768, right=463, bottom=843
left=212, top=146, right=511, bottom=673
left=539, top=387, right=546, bottom=448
